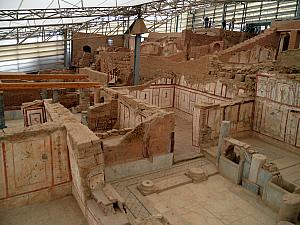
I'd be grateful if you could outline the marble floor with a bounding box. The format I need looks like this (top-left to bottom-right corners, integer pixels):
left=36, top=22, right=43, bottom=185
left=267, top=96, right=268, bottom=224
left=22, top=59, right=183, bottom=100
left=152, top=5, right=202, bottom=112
left=146, top=175, right=277, bottom=225
left=0, top=196, right=88, bottom=225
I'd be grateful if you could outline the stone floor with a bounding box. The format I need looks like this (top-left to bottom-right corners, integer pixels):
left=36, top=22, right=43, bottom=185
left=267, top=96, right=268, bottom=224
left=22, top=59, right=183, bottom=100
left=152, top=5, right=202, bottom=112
left=5, top=119, right=24, bottom=129
left=146, top=175, right=277, bottom=225
left=0, top=196, right=88, bottom=225
left=237, top=136, right=300, bottom=185
left=111, top=157, right=217, bottom=223
left=173, top=110, right=202, bottom=163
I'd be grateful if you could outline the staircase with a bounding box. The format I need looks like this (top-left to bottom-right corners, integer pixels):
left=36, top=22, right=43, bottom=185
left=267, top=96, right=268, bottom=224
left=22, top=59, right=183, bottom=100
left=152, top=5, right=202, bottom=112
left=219, top=28, right=278, bottom=57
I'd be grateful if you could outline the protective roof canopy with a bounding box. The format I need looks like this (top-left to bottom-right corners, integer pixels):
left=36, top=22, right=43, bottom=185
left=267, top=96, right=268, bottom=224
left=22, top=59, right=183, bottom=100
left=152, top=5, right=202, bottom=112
left=0, top=0, right=153, bottom=10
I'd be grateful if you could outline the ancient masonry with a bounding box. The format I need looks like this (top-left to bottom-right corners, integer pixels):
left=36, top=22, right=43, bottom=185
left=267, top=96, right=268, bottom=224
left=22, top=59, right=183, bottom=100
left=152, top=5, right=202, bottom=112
left=0, top=16, right=300, bottom=225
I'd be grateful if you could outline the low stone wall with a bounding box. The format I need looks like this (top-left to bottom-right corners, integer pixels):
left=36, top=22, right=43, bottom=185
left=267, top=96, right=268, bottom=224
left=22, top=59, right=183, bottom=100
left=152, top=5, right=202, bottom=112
left=0, top=122, right=72, bottom=210
left=192, top=98, right=254, bottom=148
left=88, top=101, right=118, bottom=131
left=79, top=67, right=109, bottom=85
left=104, top=109, right=175, bottom=167
left=44, top=101, right=105, bottom=221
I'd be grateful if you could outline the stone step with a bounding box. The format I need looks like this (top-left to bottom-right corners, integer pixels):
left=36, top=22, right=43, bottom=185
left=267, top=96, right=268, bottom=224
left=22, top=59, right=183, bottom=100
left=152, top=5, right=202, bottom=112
left=86, top=199, right=130, bottom=225
left=91, top=184, right=126, bottom=216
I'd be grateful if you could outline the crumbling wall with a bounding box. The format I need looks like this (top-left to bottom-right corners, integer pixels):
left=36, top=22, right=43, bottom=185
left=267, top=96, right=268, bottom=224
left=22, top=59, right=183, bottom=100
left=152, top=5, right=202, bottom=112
left=192, top=98, right=254, bottom=148
left=45, top=101, right=104, bottom=215
left=88, top=100, right=118, bottom=131
left=72, top=32, right=124, bottom=65
left=95, top=51, right=132, bottom=84
left=277, top=49, right=300, bottom=71
left=79, top=67, right=109, bottom=84
left=103, top=93, right=175, bottom=166
left=218, top=28, right=279, bottom=64
left=0, top=122, right=71, bottom=209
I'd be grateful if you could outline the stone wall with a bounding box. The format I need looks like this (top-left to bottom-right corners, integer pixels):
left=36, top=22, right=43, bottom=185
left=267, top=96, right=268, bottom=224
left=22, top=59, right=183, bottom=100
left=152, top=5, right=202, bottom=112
left=99, top=93, right=175, bottom=166
left=88, top=100, right=118, bottom=131
left=95, top=51, right=132, bottom=84
left=4, top=89, right=79, bottom=110
left=277, top=49, right=300, bottom=70
left=72, top=32, right=124, bottom=65
left=120, top=76, right=249, bottom=115
left=193, top=98, right=254, bottom=148
left=79, top=67, right=109, bottom=85
left=0, top=122, right=71, bottom=209
left=44, top=101, right=105, bottom=216
left=253, top=73, right=300, bottom=151
left=219, top=28, right=279, bottom=64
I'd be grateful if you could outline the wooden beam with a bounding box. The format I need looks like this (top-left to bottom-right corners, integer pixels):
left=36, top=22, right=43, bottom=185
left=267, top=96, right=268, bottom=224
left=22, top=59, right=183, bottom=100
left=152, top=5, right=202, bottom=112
left=0, top=74, right=89, bottom=80
left=0, top=82, right=101, bottom=90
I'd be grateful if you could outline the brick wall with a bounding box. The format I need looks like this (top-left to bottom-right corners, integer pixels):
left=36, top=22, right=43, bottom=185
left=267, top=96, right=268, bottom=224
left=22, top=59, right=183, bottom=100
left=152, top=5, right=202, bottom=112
left=72, top=32, right=124, bottom=65
left=87, top=100, right=118, bottom=131
left=96, top=51, right=132, bottom=84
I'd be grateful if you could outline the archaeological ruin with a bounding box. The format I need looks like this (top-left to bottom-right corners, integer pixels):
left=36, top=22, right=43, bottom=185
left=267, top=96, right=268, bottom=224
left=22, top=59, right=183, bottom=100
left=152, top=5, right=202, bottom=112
left=0, top=1, right=300, bottom=225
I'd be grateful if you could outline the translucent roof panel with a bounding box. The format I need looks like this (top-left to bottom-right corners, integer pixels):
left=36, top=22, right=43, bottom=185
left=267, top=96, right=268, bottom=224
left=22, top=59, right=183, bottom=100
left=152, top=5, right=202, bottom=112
left=0, top=0, right=153, bottom=10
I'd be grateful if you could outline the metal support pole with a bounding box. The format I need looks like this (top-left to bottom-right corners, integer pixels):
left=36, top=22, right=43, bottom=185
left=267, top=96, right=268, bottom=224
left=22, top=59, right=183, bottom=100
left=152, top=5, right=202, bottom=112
left=175, top=15, right=179, bottom=32
left=133, top=34, right=141, bottom=85
left=63, top=28, right=68, bottom=67
left=0, top=92, right=6, bottom=129
left=296, top=0, right=300, bottom=18
left=222, top=3, right=226, bottom=21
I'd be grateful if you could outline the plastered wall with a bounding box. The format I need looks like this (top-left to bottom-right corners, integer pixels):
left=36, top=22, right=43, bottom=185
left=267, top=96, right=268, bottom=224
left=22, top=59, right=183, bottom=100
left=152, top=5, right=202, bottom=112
left=104, top=93, right=175, bottom=166
left=45, top=101, right=105, bottom=216
left=192, top=99, right=254, bottom=148
left=254, top=74, right=300, bottom=150
left=125, top=76, right=245, bottom=116
left=0, top=123, right=71, bottom=209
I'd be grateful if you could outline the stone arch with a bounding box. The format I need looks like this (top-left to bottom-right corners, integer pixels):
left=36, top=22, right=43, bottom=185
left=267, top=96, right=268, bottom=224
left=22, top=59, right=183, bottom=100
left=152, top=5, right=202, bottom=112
left=212, top=43, right=221, bottom=53
left=83, top=45, right=92, bottom=53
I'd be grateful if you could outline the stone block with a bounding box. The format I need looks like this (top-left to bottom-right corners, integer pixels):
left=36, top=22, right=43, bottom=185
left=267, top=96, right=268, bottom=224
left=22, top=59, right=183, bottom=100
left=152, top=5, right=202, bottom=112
left=242, top=178, right=260, bottom=195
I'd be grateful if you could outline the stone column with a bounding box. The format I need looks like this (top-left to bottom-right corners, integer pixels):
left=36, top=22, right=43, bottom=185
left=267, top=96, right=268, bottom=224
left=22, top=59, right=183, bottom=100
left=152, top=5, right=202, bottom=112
left=0, top=91, right=6, bottom=129
left=52, top=89, right=60, bottom=103
left=79, top=88, right=90, bottom=111
left=249, top=153, right=266, bottom=183
left=216, top=120, right=231, bottom=166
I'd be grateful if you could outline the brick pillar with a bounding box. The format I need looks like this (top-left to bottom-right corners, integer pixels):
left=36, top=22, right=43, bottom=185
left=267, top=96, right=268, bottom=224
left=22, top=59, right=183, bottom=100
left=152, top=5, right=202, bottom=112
left=288, top=30, right=300, bottom=50
left=79, top=88, right=90, bottom=111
